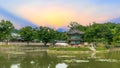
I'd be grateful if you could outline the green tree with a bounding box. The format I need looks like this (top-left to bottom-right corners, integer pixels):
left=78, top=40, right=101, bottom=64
left=84, top=23, right=113, bottom=45
left=56, top=32, right=68, bottom=41
left=0, top=20, right=14, bottom=45
left=19, top=26, right=34, bottom=45
left=68, top=22, right=87, bottom=32
left=37, top=26, right=57, bottom=46
left=113, top=24, right=120, bottom=43
left=32, top=27, right=39, bottom=42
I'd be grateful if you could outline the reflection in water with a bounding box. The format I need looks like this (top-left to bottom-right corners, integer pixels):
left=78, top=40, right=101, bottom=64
left=0, top=51, right=120, bottom=68
left=11, top=64, right=19, bottom=68
left=19, top=51, right=60, bottom=68
left=56, top=63, right=68, bottom=68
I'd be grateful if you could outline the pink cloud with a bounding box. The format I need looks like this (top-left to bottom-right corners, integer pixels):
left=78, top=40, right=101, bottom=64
left=9, top=1, right=120, bottom=29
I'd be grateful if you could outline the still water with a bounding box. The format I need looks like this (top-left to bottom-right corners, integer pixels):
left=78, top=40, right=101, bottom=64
left=0, top=51, right=120, bottom=68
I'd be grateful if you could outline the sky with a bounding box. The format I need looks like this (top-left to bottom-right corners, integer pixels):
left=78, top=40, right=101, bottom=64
left=0, top=0, right=120, bottom=30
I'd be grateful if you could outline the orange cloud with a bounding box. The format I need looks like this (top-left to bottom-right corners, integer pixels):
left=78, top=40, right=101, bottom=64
left=15, top=5, right=113, bottom=28
left=2, top=0, right=120, bottom=29
left=16, top=6, right=78, bottom=28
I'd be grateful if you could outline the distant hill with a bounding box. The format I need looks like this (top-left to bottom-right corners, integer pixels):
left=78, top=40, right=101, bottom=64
left=109, top=17, right=120, bottom=23
left=57, top=27, right=68, bottom=32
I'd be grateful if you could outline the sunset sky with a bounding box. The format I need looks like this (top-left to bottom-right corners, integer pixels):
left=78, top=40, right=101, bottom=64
left=0, top=0, right=120, bottom=30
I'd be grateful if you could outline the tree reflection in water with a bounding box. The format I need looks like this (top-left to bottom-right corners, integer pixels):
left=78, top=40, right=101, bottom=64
left=0, top=51, right=120, bottom=68
left=19, top=51, right=61, bottom=68
left=0, top=56, right=11, bottom=68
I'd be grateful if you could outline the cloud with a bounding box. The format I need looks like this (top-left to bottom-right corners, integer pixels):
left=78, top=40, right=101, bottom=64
left=14, top=5, right=78, bottom=28
left=0, top=7, right=38, bottom=29
left=1, top=0, right=120, bottom=29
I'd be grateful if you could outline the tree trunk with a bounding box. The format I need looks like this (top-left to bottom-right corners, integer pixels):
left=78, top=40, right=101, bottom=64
left=52, top=41, right=56, bottom=46
left=6, top=40, right=9, bottom=45
left=2, top=40, right=3, bottom=45
left=27, top=42, right=29, bottom=45
left=44, top=42, right=47, bottom=47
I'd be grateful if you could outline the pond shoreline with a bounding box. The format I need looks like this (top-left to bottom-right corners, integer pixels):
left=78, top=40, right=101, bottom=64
left=0, top=45, right=114, bottom=55
left=47, top=50, right=109, bottom=54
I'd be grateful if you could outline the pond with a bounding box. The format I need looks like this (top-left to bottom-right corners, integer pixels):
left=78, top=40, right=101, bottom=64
left=0, top=50, right=120, bottom=68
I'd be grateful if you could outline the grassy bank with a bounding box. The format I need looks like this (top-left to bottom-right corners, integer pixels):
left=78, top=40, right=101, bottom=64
left=48, top=47, right=90, bottom=51
left=48, top=47, right=108, bottom=51
left=95, top=47, right=107, bottom=51
left=47, top=47, right=109, bottom=56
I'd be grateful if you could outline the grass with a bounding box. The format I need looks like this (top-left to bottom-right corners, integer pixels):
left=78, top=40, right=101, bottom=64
left=95, top=47, right=107, bottom=51
left=48, top=47, right=90, bottom=51
left=48, top=46, right=109, bottom=51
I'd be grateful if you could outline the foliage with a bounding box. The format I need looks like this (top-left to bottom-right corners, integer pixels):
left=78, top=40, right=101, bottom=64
left=95, top=47, right=107, bottom=51
left=84, top=23, right=113, bottom=44
left=56, top=32, right=68, bottom=41
left=69, top=22, right=120, bottom=46
left=0, top=20, right=14, bottom=42
left=68, top=22, right=87, bottom=32
left=37, top=26, right=57, bottom=46
left=113, top=24, right=120, bottom=43
left=0, top=19, right=120, bottom=47
left=19, top=26, right=34, bottom=45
